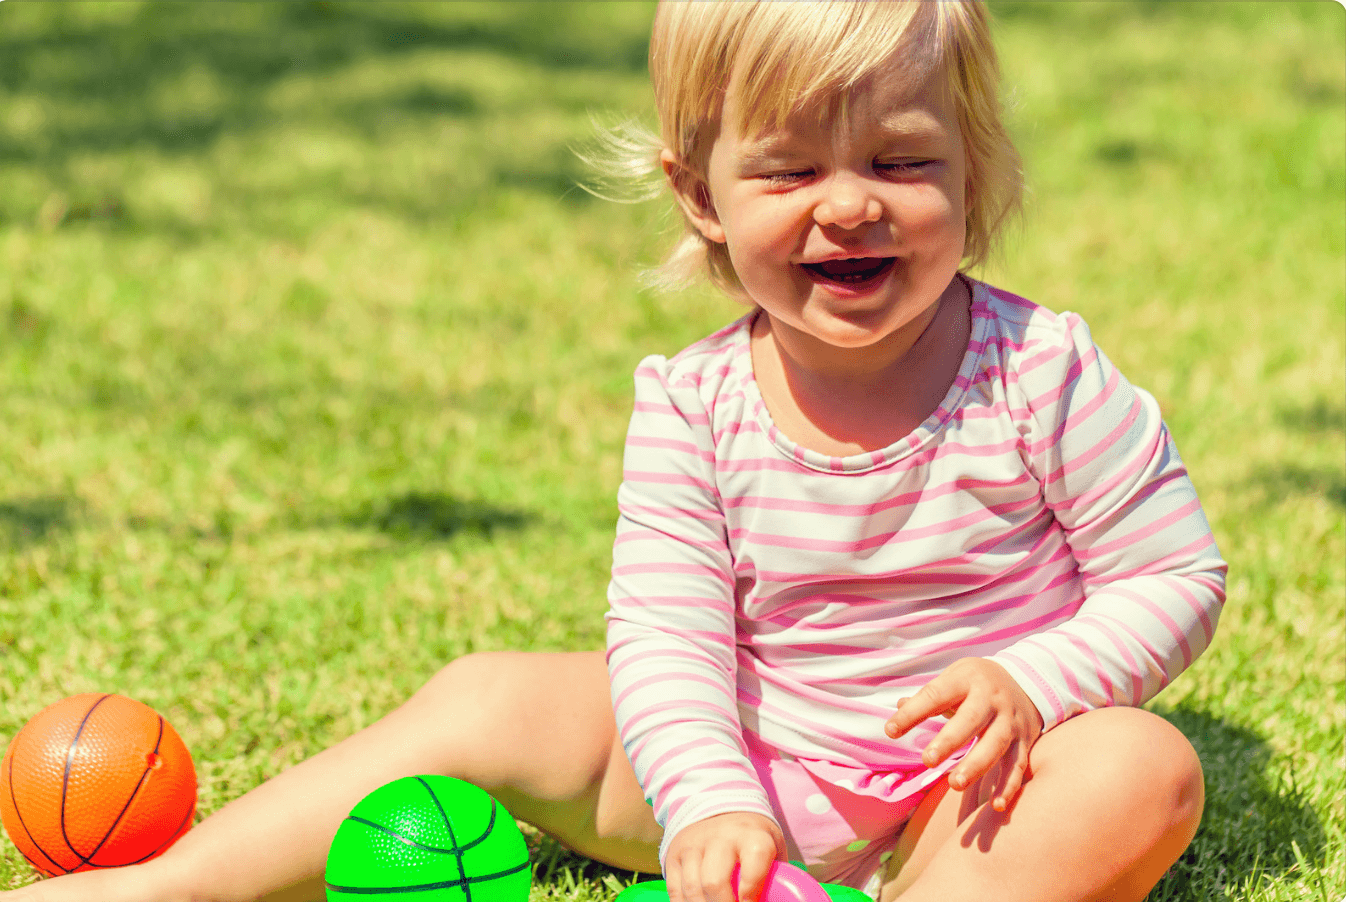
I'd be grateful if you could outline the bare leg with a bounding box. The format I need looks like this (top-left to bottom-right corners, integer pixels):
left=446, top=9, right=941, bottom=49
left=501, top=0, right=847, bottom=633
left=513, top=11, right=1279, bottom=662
left=879, top=707, right=1203, bottom=902
left=1, top=652, right=661, bottom=902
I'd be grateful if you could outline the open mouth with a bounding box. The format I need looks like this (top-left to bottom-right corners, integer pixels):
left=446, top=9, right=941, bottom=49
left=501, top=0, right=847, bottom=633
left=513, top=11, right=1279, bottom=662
left=801, top=257, right=896, bottom=286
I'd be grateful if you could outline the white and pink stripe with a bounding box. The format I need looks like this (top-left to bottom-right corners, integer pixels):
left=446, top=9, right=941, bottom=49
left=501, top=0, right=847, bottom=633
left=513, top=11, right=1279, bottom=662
left=605, top=283, right=1226, bottom=868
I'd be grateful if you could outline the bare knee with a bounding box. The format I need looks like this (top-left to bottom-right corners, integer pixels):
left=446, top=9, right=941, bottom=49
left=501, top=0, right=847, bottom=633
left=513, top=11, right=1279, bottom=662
left=1134, top=711, right=1204, bottom=842
left=408, top=653, right=659, bottom=868
left=418, top=651, right=521, bottom=701
left=1053, top=707, right=1204, bottom=843
left=406, top=651, right=616, bottom=800
left=412, top=651, right=570, bottom=735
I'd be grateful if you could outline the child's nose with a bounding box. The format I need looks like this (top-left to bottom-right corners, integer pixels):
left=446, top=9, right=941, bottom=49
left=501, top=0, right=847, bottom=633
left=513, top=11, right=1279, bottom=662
left=814, top=175, right=882, bottom=231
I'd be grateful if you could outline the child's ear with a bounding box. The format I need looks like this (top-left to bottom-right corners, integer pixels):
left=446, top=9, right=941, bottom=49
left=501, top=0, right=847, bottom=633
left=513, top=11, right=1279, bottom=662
left=661, top=149, right=726, bottom=244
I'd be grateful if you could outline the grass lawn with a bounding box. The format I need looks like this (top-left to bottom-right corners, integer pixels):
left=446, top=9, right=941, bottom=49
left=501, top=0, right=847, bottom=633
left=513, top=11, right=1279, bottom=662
left=0, top=2, right=1341, bottom=900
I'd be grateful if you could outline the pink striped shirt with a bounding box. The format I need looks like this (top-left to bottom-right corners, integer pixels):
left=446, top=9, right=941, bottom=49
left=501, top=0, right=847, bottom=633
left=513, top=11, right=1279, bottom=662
left=605, top=282, right=1227, bottom=866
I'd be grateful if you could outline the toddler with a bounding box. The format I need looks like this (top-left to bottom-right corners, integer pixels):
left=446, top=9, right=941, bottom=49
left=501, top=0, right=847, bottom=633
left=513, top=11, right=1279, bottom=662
left=2, top=3, right=1224, bottom=902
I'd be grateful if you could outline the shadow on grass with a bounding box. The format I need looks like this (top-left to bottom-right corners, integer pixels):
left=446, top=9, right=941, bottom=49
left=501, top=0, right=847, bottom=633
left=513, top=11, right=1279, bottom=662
left=116, top=492, right=532, bottom=546
left=1250, top=464, right=1346, bottom=510
left=0, top=1, right=650, bottom=236
left=0, top=1, right=647, bottom=166
left=0, top=495, right=80, bottom=549
left=345, top=491, right=533, bottom=541
left=1152, top=708, right=1328, bottom=899
left=1245, top=399, right=1346, bottom=510
left=1276, top=399, right=1346, bottom=436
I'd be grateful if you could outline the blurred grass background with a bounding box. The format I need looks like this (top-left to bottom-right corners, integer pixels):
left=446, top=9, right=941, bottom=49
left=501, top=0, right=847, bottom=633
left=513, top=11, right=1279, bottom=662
left=0, top=2, right=1341, bottom=900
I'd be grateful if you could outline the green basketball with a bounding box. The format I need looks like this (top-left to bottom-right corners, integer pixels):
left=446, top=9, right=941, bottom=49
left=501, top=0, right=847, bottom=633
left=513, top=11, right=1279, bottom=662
left=820, top=883, right=872, bottom=902
left=325, top=775, right=531, bottom=901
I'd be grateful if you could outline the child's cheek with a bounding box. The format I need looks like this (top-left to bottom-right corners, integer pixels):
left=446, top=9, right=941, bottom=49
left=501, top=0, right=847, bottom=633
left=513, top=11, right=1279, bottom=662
left=897, top=189, right=965, bottom=246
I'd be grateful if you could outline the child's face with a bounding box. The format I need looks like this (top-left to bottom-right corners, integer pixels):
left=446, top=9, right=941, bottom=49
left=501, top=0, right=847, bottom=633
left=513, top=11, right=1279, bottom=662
left=672, top=62, right=969, bottom=366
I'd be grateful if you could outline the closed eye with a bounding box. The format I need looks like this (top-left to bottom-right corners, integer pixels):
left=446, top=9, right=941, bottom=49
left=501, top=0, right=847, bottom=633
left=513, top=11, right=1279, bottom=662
left=876, top=160, right=937, bottom=178
left=759, top=169, right=814, bottom=187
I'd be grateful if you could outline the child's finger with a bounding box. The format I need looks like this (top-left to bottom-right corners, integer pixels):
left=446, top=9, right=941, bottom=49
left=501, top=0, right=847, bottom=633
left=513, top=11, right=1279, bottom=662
left=716, top=845, right=759, bottom=902
left=885, top=675, right=969, bottom=738
left=666, top=843, right=717, bottom=902
left=733, top=837, right=782, bottom=902
left=989, top=737, right=1032, bottom=812
left=942, top=713, right=1013, bottom=789
left=682, top=847, right=734, bottom=902
left=919, top=697, right=993, bottom=769
left=666, top=858, right=699, bottom=902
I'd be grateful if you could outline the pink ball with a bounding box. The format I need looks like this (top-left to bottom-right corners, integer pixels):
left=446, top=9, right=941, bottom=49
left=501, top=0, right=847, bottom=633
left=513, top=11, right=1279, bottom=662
left=734, top=861, right=831, bottom=902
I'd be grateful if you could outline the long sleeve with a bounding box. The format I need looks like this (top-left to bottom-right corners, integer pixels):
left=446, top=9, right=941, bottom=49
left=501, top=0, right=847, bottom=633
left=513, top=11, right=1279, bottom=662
left=988, top=308, right=1227, bottom=729
left=605, top=354, right=777, bottom=868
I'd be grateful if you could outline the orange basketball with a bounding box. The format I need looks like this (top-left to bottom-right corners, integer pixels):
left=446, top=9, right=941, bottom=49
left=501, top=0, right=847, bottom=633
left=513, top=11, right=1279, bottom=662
left=0, top=693, right=197, bottom=876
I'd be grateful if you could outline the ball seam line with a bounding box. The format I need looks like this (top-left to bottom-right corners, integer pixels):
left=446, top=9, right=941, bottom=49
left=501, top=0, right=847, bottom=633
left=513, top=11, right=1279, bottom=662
left=59, top=693, right=114, bottom=870
left=456, top=798, right=499, bottom=854
left=5, top=732, right=68, bottom=876
left=324, top=859, right=530, bottom=895
left=419, top=775, right=472, bottom=902
left=342, top=815, right=463, bottom=854
left=120, top=795, right=197, bottom=866
left=81, top=713, right=165, bottom=866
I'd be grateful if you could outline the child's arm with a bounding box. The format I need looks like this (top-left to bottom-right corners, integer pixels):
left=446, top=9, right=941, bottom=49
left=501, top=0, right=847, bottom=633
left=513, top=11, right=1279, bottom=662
left=606, top=354, right=784, bottom=900
left=889, top=307, right=1226, bottom=808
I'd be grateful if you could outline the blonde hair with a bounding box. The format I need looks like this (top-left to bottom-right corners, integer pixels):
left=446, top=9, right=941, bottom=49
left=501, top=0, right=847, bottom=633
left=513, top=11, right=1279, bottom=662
left=587, top=0, right=1023, bottom=299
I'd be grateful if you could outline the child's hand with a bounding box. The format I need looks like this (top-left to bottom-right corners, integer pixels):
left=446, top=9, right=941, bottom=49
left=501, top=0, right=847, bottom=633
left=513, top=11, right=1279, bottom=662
left=664, top=811, right=787, bottom=902
left=884, top=657, right=1044, bottom=812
